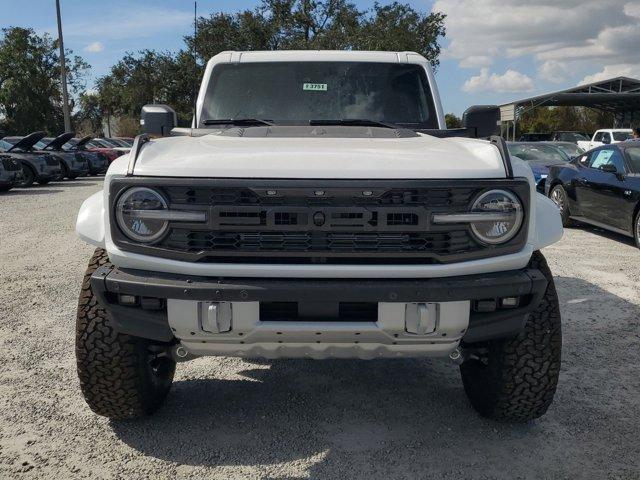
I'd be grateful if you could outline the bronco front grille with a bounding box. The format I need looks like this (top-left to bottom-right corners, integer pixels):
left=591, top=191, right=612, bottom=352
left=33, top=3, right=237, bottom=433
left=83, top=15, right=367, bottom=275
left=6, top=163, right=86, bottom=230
left=110, top=178, right=530, bottom=264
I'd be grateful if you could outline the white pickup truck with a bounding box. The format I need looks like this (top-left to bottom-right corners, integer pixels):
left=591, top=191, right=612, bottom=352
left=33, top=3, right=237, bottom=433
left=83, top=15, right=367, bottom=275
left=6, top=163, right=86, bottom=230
left=75, top=50, right=563, bottom=423
left=577, top=128, right=633, bottom=151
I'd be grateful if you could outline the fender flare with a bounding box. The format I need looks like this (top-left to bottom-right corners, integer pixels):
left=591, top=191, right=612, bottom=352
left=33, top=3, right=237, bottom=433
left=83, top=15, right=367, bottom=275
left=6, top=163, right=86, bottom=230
left=76, top=190, right=105, bottom=247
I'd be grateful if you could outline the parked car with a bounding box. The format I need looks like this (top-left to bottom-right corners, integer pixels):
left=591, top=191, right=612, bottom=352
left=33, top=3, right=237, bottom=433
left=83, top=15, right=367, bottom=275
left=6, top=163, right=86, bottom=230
left=507, top=142, right=571, bottom=192
left=550, top=131, right=590, bottom=144
left=546, top=143, right=640, bottom=247
left=0, top=153, right=23, bottom=192
left=576, top=129, right=633, bottom=151
left=519, top=132, right=552, bottom=142
left=84, top=138, right=128, bottom=163
left=34, top=133, right=92, bottom=178
left=75, top=50, right=564, bottom=423
left=542, top=141, right=584, bottom=159
left=0, top=132, right=62, bottom=187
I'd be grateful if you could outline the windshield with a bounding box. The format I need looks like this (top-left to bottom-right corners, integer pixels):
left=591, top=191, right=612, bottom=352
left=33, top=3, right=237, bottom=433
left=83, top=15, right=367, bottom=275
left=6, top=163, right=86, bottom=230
left=613, top=131, right=633, bottom=141
left=200, top=62, right=437, bottom=128
left=552, top=143, right=584, bottom=158
left=508, top=143, right=569, bottom=163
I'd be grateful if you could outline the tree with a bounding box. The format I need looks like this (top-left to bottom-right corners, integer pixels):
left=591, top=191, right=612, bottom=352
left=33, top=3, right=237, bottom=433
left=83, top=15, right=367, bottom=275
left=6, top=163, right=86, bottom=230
left=518, top=106, right=614, bottom=136
left=0, top=27, right=89, bottom=135
left=445, top=113, right=462, bottom=128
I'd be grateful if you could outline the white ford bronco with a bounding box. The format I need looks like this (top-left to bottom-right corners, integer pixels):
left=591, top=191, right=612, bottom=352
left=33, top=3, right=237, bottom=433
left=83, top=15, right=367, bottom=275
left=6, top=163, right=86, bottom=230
left=76, top=50, right=563, bottom=422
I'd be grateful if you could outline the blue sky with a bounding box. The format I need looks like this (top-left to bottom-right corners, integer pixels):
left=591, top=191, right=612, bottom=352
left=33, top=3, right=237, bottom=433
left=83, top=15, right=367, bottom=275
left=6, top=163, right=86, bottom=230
left=2, top=0, right=639, bottom=115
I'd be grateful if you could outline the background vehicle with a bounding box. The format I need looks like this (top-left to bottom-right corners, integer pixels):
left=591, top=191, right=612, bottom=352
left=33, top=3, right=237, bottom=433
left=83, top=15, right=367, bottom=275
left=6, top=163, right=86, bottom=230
left=546, top=143, right=640, bottom=247
left=34, top=133, right=92, bottom=178
left=518, top=132, right=552, bottom=142
left=507, top=142, right=571, bottom=192
left=0, top=153, right=23, bottom=192
left=577, top=129, right=633, bottom=151
left=85, top=138, right=128, bottom=163
left=75, top=50, right=563, bottom=424
left=550, top=131, right=589, bottom=144
left=542, top=141, right=584, bottom=159
left=0, top=133, right=61, bottom=187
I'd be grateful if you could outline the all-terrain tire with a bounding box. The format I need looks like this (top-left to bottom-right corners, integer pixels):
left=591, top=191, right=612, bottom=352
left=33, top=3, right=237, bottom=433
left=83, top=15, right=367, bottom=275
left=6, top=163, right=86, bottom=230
left=76, top=248, right=176, bottom=419
left=460, top=251, right=562, bottom=423
left=549, top=184, right=573, bottom=227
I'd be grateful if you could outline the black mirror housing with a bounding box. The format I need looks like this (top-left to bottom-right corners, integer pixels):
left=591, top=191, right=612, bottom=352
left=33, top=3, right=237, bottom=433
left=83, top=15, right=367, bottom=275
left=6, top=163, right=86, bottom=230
left=600, top=163, right=617, bottom=173
left=141, top=104, right=177, bottom=137
left=463, top=105, right=500, bottom=138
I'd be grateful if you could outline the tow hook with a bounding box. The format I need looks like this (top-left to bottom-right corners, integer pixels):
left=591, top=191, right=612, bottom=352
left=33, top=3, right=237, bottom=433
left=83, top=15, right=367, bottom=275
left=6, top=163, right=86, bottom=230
left=172, top=345, right=195, bottom=362
left=449, top=347, right=465, bottom=365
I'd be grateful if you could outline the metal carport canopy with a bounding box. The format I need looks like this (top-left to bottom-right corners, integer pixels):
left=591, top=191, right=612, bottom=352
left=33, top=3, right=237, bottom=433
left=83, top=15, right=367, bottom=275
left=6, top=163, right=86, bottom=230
left=500, top=76, right=640, bottom=119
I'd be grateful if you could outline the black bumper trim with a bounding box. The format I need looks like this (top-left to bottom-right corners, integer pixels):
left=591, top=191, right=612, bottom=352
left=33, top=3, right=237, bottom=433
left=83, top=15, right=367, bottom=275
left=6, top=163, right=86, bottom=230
left=91, top=267, right=547, bottom=343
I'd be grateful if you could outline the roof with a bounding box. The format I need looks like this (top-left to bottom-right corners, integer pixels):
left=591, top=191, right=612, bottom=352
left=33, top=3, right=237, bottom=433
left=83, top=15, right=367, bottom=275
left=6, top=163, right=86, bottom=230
left=208, top=50, right=426, bottom=65
left=500, top=77, right=640, bottom=120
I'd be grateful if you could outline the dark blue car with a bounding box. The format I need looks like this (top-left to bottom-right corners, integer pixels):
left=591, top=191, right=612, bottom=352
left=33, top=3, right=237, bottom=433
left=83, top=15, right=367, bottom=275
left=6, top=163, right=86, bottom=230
left=546, top=142, right=640, bottom=248
left=507, top=142, right=572, bottom=193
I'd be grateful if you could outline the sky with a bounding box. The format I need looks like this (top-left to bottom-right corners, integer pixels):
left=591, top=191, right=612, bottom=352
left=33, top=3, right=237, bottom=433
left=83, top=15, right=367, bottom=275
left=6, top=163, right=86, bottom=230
left=2, top=0, right=640, bottom=115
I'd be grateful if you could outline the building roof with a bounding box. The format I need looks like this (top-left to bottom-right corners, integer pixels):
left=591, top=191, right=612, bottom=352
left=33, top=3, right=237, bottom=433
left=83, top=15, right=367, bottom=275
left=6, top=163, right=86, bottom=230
left=499, top=77, right=640, bottom=121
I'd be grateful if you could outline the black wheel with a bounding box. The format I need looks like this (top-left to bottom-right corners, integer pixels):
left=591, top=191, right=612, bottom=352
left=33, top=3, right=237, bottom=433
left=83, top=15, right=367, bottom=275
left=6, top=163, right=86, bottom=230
left=76, top=248, right=176, bottom=419
left=634, top=211, right=640, bottom=249
left=37, top=178, right=50, bottom=185
left=0, top=185, right=11, bottom=193
left=17, top=165, right=35, bottom=187
left=460, top=251, right=562, bottom=423
left=69, top=173, right=79, bottom=180
left=549, top=184, right=572, bottom=227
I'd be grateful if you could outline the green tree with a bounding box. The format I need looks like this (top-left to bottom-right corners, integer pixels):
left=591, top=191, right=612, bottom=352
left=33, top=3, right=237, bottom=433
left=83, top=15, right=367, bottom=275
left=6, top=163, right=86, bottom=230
left=0, top=27, right=89, bottom=135
left=445, top=113, right=462, bottom=128
left=518, top=106, right=614, bottom=136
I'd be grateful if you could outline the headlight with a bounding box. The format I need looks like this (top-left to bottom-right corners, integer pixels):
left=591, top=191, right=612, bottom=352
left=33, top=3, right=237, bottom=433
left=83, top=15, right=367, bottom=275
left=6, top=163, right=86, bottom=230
left=116, top=187, right=169, bottom=242
left=469, top=189, right=523, bottom=245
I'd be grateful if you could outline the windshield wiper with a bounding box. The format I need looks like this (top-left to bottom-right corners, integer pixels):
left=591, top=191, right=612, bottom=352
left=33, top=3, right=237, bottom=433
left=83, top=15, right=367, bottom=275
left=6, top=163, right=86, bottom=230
left=309, top=119, right=399, bottom=129
left=202, top=118, right=275, bottom=127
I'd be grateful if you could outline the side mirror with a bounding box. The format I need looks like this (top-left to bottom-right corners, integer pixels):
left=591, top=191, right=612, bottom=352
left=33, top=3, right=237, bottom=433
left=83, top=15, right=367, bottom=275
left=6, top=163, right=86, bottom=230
left=600, top=163, right=617, bottom=173
left=462, top=105, right=500, bottom=138
left=601, top=136, right=611, bottom=145
left=141, top=104, right=176, bottom=137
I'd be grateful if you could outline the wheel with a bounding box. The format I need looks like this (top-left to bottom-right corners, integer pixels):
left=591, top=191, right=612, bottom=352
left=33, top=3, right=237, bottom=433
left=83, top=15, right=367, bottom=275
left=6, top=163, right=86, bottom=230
left=634, top=211, right=640, bottom=249
left=460, top=251, right=562, bottom=423
left=37, top=178, right=50, bottom=185
left=0, top=186, right=11, bottom=193
left=549, top=184, right=573, bottom=227
left=76, top=248, right=176, bottom=419
left=18, top=165, right=35, bottom=187
left=69, top=173, right=79, bottom=180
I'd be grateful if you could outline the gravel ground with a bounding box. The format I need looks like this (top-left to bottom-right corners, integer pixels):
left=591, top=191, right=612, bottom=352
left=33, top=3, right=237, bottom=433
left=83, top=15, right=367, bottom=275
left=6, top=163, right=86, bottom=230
left=1, top=178, right=639, bottom=480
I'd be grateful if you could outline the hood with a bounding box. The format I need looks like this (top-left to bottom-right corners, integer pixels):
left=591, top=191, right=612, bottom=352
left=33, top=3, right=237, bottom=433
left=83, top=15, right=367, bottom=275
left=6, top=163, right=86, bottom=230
left=133, top=127, right=507, bottom=179
left=44, top=132, right=75, bottom=150
left=7, top=131, right=46, bottom=152
left=73, top=135, right=93, bottom=150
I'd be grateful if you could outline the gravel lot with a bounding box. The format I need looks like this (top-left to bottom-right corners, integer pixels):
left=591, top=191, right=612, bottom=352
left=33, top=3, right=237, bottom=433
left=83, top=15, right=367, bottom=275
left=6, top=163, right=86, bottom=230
left=1, top=178, right=639, bottom=479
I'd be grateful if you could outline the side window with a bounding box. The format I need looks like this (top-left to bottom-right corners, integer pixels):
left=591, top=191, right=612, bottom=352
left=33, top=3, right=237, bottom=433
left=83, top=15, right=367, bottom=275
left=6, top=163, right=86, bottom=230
left=593, top=132, right=604, bottom=142
left=589, top=149, right=625, bottom=172
left=624, top=147, right=640, bottom=173
left=605, top=132, right=612, bottom=143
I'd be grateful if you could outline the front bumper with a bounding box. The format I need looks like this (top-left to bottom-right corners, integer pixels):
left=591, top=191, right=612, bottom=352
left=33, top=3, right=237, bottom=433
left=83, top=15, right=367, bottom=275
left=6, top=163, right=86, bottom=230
left=91, top=265, right=547, bottom=358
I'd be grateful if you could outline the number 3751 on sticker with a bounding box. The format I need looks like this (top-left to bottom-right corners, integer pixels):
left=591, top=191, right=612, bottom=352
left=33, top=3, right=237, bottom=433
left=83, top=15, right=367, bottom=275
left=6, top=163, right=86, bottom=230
left=303, top=83, right=328, bottom=91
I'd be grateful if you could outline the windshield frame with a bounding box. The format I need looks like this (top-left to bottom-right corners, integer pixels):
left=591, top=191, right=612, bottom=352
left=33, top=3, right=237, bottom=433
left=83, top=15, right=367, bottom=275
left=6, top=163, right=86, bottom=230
left=198, top=61, right=440, bottom=130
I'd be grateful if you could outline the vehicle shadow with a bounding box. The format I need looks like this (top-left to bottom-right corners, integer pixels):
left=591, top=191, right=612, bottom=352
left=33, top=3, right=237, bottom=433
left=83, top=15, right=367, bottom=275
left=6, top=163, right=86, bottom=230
left=3, top=188, right=64, bottom=196
left=111, top=275, right=640, bottom=479
left=570, top=222, right=636, bottom=247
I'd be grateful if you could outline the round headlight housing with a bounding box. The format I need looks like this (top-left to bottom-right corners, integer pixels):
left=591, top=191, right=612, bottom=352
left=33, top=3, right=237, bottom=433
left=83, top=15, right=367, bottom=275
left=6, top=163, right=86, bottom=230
left=469, top=189, right=523, bottom=245
left=116, top=187, right=168, bottom=243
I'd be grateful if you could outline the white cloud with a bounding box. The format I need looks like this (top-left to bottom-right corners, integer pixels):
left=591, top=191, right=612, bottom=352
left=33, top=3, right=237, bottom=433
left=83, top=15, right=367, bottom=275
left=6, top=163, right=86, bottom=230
left=579, top=64, right=640, bottom=85
left=538, top=60, right=570, bottom=83
left=462, top=68, right=534, bottom=93
left=434, top=0, right=640, bottom=84
left=83, top=42, right=104, bottom=53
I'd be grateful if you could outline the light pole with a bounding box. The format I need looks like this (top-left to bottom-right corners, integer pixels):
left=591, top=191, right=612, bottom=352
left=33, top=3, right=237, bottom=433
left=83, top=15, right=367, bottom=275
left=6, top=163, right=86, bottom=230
left=55, top=0, right=71, bottom=132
